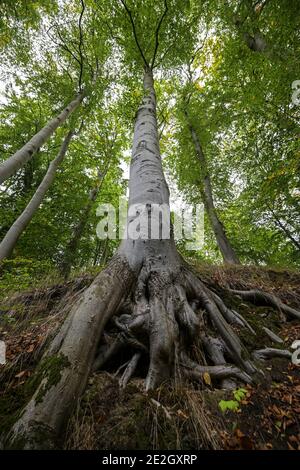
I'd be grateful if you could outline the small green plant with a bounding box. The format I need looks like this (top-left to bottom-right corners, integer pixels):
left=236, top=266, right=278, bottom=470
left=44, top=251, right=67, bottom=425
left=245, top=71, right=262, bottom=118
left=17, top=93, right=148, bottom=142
left=219, top=388, right=247, bottom=413
left=0, top=257, right=54, bottom=297
left=233, top=388, right=247, bottom=402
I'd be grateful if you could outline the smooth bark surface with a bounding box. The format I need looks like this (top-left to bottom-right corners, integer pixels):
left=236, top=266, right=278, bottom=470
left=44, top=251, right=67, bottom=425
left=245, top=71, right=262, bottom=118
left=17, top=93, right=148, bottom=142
left=119, top=67, right=179, bottom=267
left=0, top=92, right=83, bottom=185
left=0, top=131, right=74, bottom=262
left=8, top=254, right=135, bottom=449
left=7, top=67, right=184, bottom=447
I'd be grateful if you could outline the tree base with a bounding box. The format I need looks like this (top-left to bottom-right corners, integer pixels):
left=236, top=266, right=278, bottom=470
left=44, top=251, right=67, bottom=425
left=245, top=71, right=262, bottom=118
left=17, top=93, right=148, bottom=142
left=3, top=257, right=299, bottom=449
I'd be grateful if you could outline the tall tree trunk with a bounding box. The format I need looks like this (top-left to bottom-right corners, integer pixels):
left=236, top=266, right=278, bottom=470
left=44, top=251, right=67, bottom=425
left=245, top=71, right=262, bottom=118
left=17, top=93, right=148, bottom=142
left=185, top=115, right=240, bottom=265
left=0, top=131, right=74, bottom=262
left=7, top=67, right=298, bottom=450
left=6, top=67, right=183, bottom=448
left=93, top=239, right=101, bottom=266
left=93, top=238, right=109, bottom=266
left=99, top=238, right=109, bottom=265
left=0, top=92, right=84, bottom=185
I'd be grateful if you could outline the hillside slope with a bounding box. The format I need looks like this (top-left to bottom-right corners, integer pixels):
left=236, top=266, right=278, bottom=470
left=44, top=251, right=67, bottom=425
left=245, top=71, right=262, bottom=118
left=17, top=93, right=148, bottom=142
left=1, top=264, right=300, bottom=450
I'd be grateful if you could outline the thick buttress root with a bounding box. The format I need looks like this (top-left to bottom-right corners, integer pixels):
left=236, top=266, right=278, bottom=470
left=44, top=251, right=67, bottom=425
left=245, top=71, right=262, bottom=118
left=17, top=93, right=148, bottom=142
left=5, top=259, right=300, bottom=449
left=94, top=266, right=300, bottom=392
left=94, top=263, right=262, bottom=391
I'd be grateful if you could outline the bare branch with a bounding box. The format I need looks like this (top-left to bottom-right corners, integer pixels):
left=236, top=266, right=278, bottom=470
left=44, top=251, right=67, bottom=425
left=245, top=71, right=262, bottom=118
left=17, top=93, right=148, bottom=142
left=119, top=0, right=149, bottom=68
left=47, top=25, right=82, bottom=69
left=150, top=0, right=168, bottom=70
left=78, top=0, right=85, bottom=90
left=188, top=31, right=208, bottom=68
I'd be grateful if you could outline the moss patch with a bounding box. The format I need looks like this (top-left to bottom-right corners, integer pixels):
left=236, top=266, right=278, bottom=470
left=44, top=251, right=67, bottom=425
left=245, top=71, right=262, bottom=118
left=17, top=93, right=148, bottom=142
left=30, top=353, right=71, bottom=405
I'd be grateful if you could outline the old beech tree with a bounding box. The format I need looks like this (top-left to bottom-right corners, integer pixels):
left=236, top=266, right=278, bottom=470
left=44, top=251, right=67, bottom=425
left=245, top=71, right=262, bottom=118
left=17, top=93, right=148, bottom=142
left=1, top=0, right=299, bottom=449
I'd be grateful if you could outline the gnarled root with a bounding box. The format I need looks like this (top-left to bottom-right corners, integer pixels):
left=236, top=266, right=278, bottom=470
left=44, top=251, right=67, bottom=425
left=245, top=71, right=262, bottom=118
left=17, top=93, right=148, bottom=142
left=201, top=335, right=237, bottom=389
left=211, top=291, right=256, bottom=335
left=106, top=264, right=300, bottom=392
left=6, top=255, right=300, bottom=449
left=107, top=262, right=257, bottom=391
left=92, top=334, right=124, bottom=372
left=119, top=352, right=141, bottom=388
left=229, top=289, right=300, bottom=321
left=252, top=348, right=292, bottom=361
left=181, top=351, right=252, bottom=384
left=262, top=327, right=283, bottom=344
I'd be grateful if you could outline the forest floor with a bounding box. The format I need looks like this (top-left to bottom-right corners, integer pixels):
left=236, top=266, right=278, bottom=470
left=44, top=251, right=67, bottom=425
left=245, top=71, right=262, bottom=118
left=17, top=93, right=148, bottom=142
left=0, top=263, right=300, bottom=450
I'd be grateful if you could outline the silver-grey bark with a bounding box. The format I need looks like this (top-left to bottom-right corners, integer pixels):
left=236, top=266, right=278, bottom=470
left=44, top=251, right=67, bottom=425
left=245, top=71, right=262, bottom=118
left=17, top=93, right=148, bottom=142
left=0, top=131, right=74, bottom=262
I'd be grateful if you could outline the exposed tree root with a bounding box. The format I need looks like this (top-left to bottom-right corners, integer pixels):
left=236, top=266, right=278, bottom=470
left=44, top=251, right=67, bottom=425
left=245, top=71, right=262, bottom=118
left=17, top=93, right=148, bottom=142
left=119, top=352, right=141, bottom=388
left=229, top=288, right=300, bottom=321
left=252, top=348, right=292, bottom=361
left=211, top=291, right=256, bottom=334
left=262, top=327, right=283, bottom=344
left=92, top=334, right=124, bottom=372
left=104, top=261, right=258, bottom=392
left=4, top=256, right=300, bottom=450
left=201, top=335, right=237, bottom=389
left=5, top=255, right=135, bottom=449
left=180, top=350, right=253, bottom=384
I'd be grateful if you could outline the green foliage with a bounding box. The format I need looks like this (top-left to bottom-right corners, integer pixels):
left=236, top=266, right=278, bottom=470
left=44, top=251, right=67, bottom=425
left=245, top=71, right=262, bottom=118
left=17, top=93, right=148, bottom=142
left=219, top=388, right=247, bottom=413
left=233, top=388, right=247, bottom=402
left=218, top=399, right=240, bottom=413
left=0, top=0, right=299, bottom=275
left=0, top=258, right=54, bottom=297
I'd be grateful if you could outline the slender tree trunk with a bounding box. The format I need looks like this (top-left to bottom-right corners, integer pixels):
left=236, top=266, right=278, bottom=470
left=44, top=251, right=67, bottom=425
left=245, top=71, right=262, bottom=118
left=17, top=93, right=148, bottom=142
left=59, top=181, right=102, bottom=280
left=0, top=131, right=74, bottom=262
left=93, top=239, right=101, bottom=266
left=267, top=207, right=300, bottom=251
left=93, top=238, right=109, bottom=266
left=0, top=92, right=84, bottom=185
left=100, top=238, right=109, bottom=265
left=23, top=159, right=34, bottom=194
left=185, top=116, right=240, bottom=265
left=59, top=158, right=112, bottom=279
left=273, top=218, right=300, bottom=251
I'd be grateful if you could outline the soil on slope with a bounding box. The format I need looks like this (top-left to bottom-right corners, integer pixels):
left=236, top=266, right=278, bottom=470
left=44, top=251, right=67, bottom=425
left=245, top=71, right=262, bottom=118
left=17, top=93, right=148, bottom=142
left=0, top=265, right=299, bottom=450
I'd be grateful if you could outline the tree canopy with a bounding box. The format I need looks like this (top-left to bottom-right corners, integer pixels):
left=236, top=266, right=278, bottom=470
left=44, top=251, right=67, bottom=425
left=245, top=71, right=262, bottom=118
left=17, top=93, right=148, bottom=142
left=1, top=0, right=299, bottom=277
